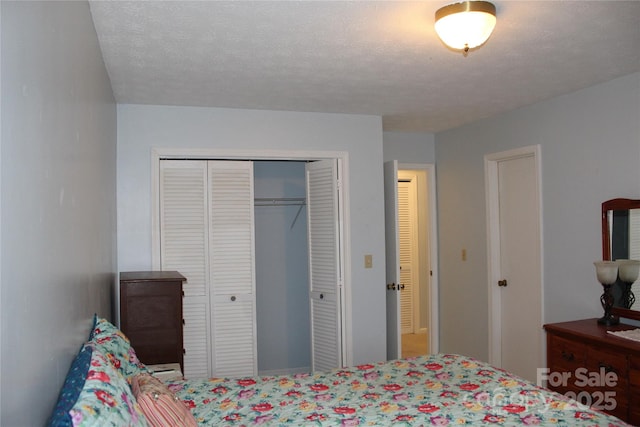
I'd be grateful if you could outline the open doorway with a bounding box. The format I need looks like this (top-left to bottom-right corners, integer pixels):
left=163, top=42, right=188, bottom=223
left=385, top=161, right=438, bottom=360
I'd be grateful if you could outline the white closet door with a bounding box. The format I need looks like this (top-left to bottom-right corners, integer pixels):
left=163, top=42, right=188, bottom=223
left=306, top=159, right=342, bottom=372
left=159, top=160, right=211, bottom=378
left=209, top=161, right=257, bottom=377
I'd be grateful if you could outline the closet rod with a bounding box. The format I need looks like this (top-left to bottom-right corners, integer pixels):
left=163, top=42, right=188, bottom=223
left=254, top=197, right=306, bottom=206
left=254, top=198, right=307, bottom=229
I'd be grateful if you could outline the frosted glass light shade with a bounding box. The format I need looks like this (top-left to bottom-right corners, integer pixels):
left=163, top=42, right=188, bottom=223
left=618, top=260, right=640, bottom=283
left=435, top=1, right=496, bottom=51
left=594, top=261, right=619, bottom=285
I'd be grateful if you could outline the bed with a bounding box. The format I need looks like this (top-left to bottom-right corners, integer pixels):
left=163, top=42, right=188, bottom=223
left=168, top=353, right=630, bottom=426
left=49, top=317, right=630, bottom=426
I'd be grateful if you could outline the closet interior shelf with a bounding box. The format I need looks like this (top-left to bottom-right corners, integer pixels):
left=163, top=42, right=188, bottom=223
left=254, top=198, right=307, bottom=229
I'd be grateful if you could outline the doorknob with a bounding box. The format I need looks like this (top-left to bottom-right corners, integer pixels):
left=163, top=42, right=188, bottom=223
left=498, top=280, right=508, bottom=287
left=399, top=283, right=406, bottom=290
left=387, top=283, right=396, bottom=290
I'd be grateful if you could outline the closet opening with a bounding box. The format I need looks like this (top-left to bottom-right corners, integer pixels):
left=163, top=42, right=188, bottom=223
left=254, top=161, right=311, bottom=375
left=152, top=150, right=349, bottom=379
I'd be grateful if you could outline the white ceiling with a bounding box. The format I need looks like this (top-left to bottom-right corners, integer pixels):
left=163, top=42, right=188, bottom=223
left=88, top=1, right=640, bottom=133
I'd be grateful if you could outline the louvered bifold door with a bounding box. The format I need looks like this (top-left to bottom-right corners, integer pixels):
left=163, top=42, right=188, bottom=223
left=306, top=159, right=342, bottom=372
left=208, top=161, right=257, bottom=377
left=159, top=160, right=211, bottom=378
left=398, top=182, right=414, bottom=334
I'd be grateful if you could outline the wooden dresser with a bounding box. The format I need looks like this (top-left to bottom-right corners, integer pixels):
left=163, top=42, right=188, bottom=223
left=120, top=271, right=186, bottom=371
left=544, top=319, right=640, bottom=424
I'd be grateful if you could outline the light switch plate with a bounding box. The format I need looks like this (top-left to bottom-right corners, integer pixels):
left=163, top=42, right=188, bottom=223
left=364, top=254, right=373, bottom=268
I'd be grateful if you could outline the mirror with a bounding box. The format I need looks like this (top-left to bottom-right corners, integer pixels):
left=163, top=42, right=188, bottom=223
left=602, top=198, right=640, bottom=321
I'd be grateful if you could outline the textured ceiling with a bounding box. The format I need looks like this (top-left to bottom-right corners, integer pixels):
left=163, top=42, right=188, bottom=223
left=89, top=1, right=640, bottom=132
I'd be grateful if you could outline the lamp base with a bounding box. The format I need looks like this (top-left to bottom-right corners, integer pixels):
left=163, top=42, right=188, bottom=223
left=597, top=315, right=619, bottom=326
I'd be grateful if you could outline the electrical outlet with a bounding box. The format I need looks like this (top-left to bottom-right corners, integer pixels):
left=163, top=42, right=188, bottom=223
left=364, top=254, right=373, bottom=268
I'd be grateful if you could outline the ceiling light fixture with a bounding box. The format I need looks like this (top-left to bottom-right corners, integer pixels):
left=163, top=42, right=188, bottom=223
left=435, top=1, right=496, bottom=53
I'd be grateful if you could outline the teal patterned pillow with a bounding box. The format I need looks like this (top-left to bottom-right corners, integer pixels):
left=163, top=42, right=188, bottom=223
left=68, top=344, right=148, bottom=427
left=90, top=318, right=147, bottom=380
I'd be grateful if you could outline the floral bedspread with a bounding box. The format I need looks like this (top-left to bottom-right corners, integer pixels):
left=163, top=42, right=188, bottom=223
left=168, top=354, right=628, bottom=426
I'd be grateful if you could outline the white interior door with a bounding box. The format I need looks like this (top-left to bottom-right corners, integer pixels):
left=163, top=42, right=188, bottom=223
left=159, top=160, right=211, bottom=379
left=208, top=161, right=257, bottom=377
left=159, top=160, right=256, bottom=379
left=486, top=146, right=542, bottom=383
left=384, top=161, right=401, bottom=360
left=306, top=159, right=342, bottom=372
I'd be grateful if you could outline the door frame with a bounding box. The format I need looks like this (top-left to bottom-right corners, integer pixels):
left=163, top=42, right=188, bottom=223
left=484, top=145, right=544, bottom=368
left=398, top=163, right=439, bottom=354
left=150, top=147, right=352, bottom=367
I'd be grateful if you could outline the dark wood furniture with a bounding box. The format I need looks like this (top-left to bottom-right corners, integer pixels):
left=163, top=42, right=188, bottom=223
left=544, top=319, right=640, bottom=424
left=120, top=271, right=186, bottom=371
left=601, top=198, right=640, bottom=322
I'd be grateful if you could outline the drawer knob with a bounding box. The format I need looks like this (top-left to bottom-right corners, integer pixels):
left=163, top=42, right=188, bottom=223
left=231, top=296, right=236, bottom=302
left=561, top=351, right=575, bottom=361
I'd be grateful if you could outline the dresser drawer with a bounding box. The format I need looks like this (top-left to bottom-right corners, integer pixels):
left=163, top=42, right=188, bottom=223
left=585, top=346, right=628, bottom=383
left=631, top=355, right=640, bottom=386
left=630, top=391, right=640, bottom=426
left=547, top=334, right=587, bottom=372
left=631, top=356, right=640, bottom=425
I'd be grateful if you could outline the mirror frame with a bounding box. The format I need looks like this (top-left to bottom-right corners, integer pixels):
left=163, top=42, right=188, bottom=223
left=603, top=198, right=640, bottom=321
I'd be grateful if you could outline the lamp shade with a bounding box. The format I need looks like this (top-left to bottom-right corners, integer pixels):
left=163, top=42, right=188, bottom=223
left=594, top=261, right=619, bottom=285
left=618, top=260, right=640, bottom=283
left=435, top=1, right=496, bottom=51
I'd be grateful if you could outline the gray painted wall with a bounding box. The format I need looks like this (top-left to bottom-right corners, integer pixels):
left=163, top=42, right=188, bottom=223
left=0, top=1, right=117, bottom=425
left=254, top=161, right=310, bottom=373
left=435, top=72, right=640, bottom=361
left=116, top=104, right=387, bottom=366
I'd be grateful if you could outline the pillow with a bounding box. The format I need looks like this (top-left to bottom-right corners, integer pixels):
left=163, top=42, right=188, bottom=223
left=131, top=373, right=197, bottom=427
left=67, top=344, right=148, bottom=427
left=90, top=317, right=147, bottom=380
left=48, top=345, right=93, bottom=427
